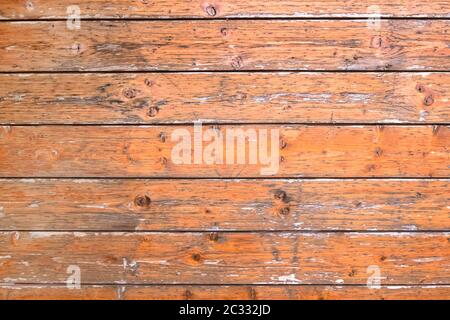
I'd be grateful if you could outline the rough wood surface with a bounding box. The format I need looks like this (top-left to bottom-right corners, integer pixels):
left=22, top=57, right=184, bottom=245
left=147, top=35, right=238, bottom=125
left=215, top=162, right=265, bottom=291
left=1, top=1, right=449, bottom=19
left=0, top=125, right=448, bottom=177
left=1, top=72, right=449, bottom=124
left=1, top=285, right=449, bottom=300
left=0, top=232, right=448, bottom=284
left=1, top=0, right=449, bottom=301
left=1, top=20, right=449, bottom=71
left=0, top=179, right=448, bottom=231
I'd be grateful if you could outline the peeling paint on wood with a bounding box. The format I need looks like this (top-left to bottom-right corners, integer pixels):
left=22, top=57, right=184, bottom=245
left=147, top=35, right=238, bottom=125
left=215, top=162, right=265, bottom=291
left=0, top=20, right=449, bottom=71
left=0, top=125, right=448, bottom=177
left=1, top=284, right=450, bottom=300
left=0, top=1, right=449, bottom=19
left=0, top=73, right=449, bottom=124
left=0, top=232, right=448, bottom=285
left=0, top=179, right=448, bottom=231
left=1, top=0, right=449, bottom=301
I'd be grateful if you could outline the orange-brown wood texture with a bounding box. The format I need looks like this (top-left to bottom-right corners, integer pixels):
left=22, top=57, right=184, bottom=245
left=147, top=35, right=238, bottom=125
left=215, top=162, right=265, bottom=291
left=1, top=285, right=449, bottom=300
left=0, top=20, right=449, bottom=71
left=0, top=1, right=449, bottom=19
left=1, top=232, right=449, bottom=284
left=1, top=73, right=449, bottom=124
left=0, top=179, right=448, bottom=231
left=0, top=125, right=448, bottom=177
left=0, top=0, right=449, bottom=300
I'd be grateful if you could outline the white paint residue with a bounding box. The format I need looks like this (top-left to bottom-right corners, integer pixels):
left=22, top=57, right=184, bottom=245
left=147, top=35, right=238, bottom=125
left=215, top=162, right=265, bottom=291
left=28, top=202, right=40, bottom=208
left=117, top=286, right=126, bottom=300
left=73, top=232, right=87, bottom=237
left=386, top=286, right=411, bottom=290
left=78, top=204, right=107, bottom=209
left=137, top=259, right=168, bottom=265
left=335, top=279, right=345, bottom=284
left=275, top=273, right=302, bottom=283
left=19, top=179, right=36, bottom=183
left=29, top=232, right=61, bottom=239
left=419, top=110, right=428, bottom=122
left=412, top=257, right=444, bottom=263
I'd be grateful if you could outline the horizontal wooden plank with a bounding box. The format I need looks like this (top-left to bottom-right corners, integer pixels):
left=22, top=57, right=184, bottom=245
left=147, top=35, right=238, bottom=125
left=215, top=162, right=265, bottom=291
left=1, top=1, right=449, bottom=19
left=0, top=179, right=448, bottom=231
left=1, top=20, right=449, bottom=71
left=1, top=73, right=449, bottom=124
left=1, top=285, right=449, bottom=300
left=0, top=125, right=448, bottom=177
left=0, top=232, right=448, bottom=284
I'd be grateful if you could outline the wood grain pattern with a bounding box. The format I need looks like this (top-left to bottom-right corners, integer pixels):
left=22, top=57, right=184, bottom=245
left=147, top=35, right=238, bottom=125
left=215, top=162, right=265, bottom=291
left=1, top=72, right=449, bottom=124
left=0, top=179, right=448, bottom=231
left=1, top=0, right=449, bottom=301
left=0, top=125, right=448, bottom=178
left=1, top=20, right=449, bottom=71
left=1, top=285, right=449, bottom=300
left=0, top=232, right=448, bottom=284
left=1, top=1, right=449, bottom=19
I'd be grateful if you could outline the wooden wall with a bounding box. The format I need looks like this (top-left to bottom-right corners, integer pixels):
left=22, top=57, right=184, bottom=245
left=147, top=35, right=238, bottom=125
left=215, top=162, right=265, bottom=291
left=0, top=0, right=449, bottom=300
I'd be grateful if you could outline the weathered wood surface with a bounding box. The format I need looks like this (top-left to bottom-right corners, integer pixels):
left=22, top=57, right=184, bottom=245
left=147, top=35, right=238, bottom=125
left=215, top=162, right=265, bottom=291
left=1, top=73, right=449, bottom=124
left=1, top=0, right=449, bottom=301
left=1, top=1, right=449, bottom=19
left=0, top=125, right=448, bottom=177
left=0, top=232, right=448, bottom=284
left=0, top=179, right=448, bottom=231
left=1, top=20, right=449, bottom=71
left=1, top=285, right=449, bottom=300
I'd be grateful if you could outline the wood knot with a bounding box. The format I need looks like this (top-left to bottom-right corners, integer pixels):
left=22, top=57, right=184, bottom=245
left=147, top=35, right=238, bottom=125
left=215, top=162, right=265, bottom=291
left=205, top=5, right=217, bottom=16
left=231, top=56, right=243, bottom=69
left=274, top=190, right=287, bottom=202
left=220, top=27, right=229, bottom=36
left=423, top=95, right=434, bottom=106
left=184, top=289, right=193, bottom=300
left=134, top=195, right=151, bottom=207
left=279, top=207, right=290, bottom=216
left=144, top=79, right=154, bottom=87
left=71, top=43, right=82, bottom=55
left=371, top=36, right=383, bottom=48
left=191, top=253, right=202, bottom=262
left=123, top=88, right=137, bottom=99
left=280, top=138, right=287, bottom=149
left=148, top=106, right=159, bottom=117
left=159, top=156, right=168, bottom=166
left=209, top=232, right=219, bottom=242
left=380, top=255, right=387, bottom=262
left=159, top=132, right=167, bottom=143
left=415, top=84, right=426, bottom=93
left=374, top=147, right=383, bottom=157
